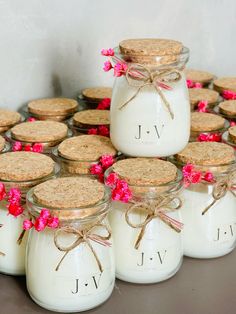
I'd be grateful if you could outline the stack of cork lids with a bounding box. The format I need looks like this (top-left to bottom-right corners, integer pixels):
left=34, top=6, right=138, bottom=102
left=53, top=135, right=117, bottom=175
left=174, top=142, right=235, bottom=172
left=0, top=109, right=22, bottom=133
left=7, top=120, right=69, bottom=151
left=30, top=176, right=108, bottom=220
left=109, top=158, right=180, bottom=194
left=69, top=109, right=110, bottom=135
left=78, top=87, right=112, bottom=109
left=0, top=151, right=57, bottom=190
left=185, top=69, right=215, bottom=87
left=22, top=98, right=78, bottom=121
left=189, top=88, right=219, bottom=110
left=190, top=112, right=228, bottom=141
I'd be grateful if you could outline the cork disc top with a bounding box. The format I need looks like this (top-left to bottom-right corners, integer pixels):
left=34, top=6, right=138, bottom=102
left=82, top=87, right=112, bottom=102
left=185, top=69, right=214, bottom=84
left=58, top=135, right=117, bottom=161
left=119, top=38, right=183, bottom=56
left=189, top=88, right=219, bottom=106
left=113, top=158, right=177, bottom=186
left=28, top=98, right=78, bottom=116
left=11, top=121, right=68, bottom=142
left=33, top=177, right=105, bottom=209
left=213, top=77, right=236, bottom=93
left=0, top=136, right=5, bottom=152
left=73, top=110, right=110, bottom=126
left=0, top=109, right=21, bottom=127
left=219, top=100, right=236, bottom=116
left=175, top=142, right=235, bottom=166
left=0, top=152, right=55, bottom=181
left=191, top=112, right=225, bottom=132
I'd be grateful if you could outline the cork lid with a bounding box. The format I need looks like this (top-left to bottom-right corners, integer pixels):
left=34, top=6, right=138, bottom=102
left=73, top=110, right=110, bottom=126
left=191, top=112, right=225, bottom=132
left=58, top=135, right=117, bottom=161
left=219, top=100, right=236, bottom=116
left=185, top=69, right=214, bottom=84
left=33, top=177, right=105, bottom=210
left=28, top=98, right=78, bottom=116
left=175, top=142, right=235, bottom=166
left=229, top=126, right=236, bottom=143
left=11, top=121, right=68, bottom=142
left=0, top=152, right=55, bottom=181
left=82, top=87, right=112, bottom=102
left=213, top=77, right=236, bottom=93
left=189, top=88, right=219, bottom=106
left=0, top=109, right=21, bottom=127
left=113, top=158, right=177, bottom=186
left=119, top=39, right=183, bottom=56
left=0, top=136, right=5, bottom=152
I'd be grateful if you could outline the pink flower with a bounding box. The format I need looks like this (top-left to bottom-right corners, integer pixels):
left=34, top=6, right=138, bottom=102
left=0, top=183, right=6, bottom=201
left=32, top=143, right=43, bottom=153
left=182, top=163, right=194, bottom=176
left=190, top=171, right=202, bottom=184
left=230, top=121, right=236, bottom=127
left=88, top=128, right=98, bottom=135
left=13, top=141, right=22, bottom=152
left=23, top=219, right=34, bottom=230
left=106, top=172, right=119, bottom=187
left=8, top=188, right=21, bottom=204
left=103, top=61, right=113, bottom=72
left=8, top=203, right=24, bottom=217
left=197, top=133, right=221, bottom=142
left=97, top=98, right=111, bottom=110
left=27, top=117, right=37, bottom=122
left=101, top=48, right=114, bottom=56
left=24, top=144, right=32, bottom=151
left=111, top=188, right=123, bottom=201
left=40, top=209, right=51, bottom=219
left=182, top=163, right=202, bottom=187
left=98, top=125, right=110, bottom=137
left=197, top=100, right=208, bottom=112
left=193, top=82, right=203, bottom=88
left=100, top=155, right=114, bottom=169
left=34, top=217, right=47, bottom=232
left=114, top=62, right=128, bottom=77
left=90, top=163, right=103, bottom=175
left=186, top=79, right=194, bottom=88
left=98, top=173, right=104, bottom=183
left=47, top=216, right=59, bottom=229
left=120, top=189, right=132, bottom=203
left=203, top=171, right=214, bottom=183
left=222, top=90, right=236, bottom=100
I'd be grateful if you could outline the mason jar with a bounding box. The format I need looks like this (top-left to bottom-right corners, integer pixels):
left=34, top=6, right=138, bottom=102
left=106, top=157, right=183, bottom=284
left=0, top=152, right=59, bottom=275
left=26, top=176, right=115, bottom=313
left=110, top=38, right=190, bottom=157
left=172, top=141, right=236, bottom=258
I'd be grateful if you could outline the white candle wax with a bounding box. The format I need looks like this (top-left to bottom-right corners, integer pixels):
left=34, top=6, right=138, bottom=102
left=110, top=75, right=190, bottom=157
left=109, top=201, right=183, bottom=284
left=0, top=202, right=27, bottom=275
left=26, top=227, right=115, bottom=313
left=181, top=185, right=236, bottom=258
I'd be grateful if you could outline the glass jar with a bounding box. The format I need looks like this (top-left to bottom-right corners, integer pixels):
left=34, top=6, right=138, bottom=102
left=0, top=155, right=59, bottom=275
left=0, top=109, right=24, bottom=134
left=170, top=153, right=236, bottom=258
left=106, top=165, right=183, bottom=284
left=78, top=87, right=112, bottom=110
left=26, top=179, right=115, bottom=313
left=110, top=39, right=190, bottom=157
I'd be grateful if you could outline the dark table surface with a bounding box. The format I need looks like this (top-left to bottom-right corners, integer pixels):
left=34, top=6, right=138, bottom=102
left=0, top=250, right=236, bottom=314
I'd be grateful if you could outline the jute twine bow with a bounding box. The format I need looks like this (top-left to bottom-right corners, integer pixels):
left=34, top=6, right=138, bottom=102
left=119, top=64, right=182, bottom=119
left=54, top=223, right=111, bottom=272
left=0, top=224, right=5, bottom=256
left=125, top=194, right=183, bottom=249
left=202, top=169, right=236, bottom=215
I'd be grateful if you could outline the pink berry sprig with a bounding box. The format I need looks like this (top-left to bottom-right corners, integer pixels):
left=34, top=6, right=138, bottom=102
left=105, top=172, right=132, bottom=203
left=23, top=209, right=59, bottom=232
left=182, top=163, right=215, bottom=188
left=90, top=155, right=115, bottom=182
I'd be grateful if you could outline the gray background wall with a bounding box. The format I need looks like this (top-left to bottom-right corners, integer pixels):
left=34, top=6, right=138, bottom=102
left=0, top=0, right=235, bottom=110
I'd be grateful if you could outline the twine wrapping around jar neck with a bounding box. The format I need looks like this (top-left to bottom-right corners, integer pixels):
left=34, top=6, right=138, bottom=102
left=202, top=169, right=236, bottom=215
left=54, top=219, right=111, bottom=272
left=119, top=64, right=183, bottom=119
left=125, top=194, right=183, bottom=249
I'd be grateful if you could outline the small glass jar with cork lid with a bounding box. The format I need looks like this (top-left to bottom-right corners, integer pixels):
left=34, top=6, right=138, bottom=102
left=78, top=87, right=112, bottom=110
left=6, top=120, right=72, bottom=154
left=108, top=38, right=190, bottom=157
left=0, top=151, right=59, bottom=275
left=171, top=142, right=236, bottom=258
left=214, top=100, right=236, bottom=124
left=105, top=158, right=183, bottom=284
left=26, top=176, right=115, bottom=313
